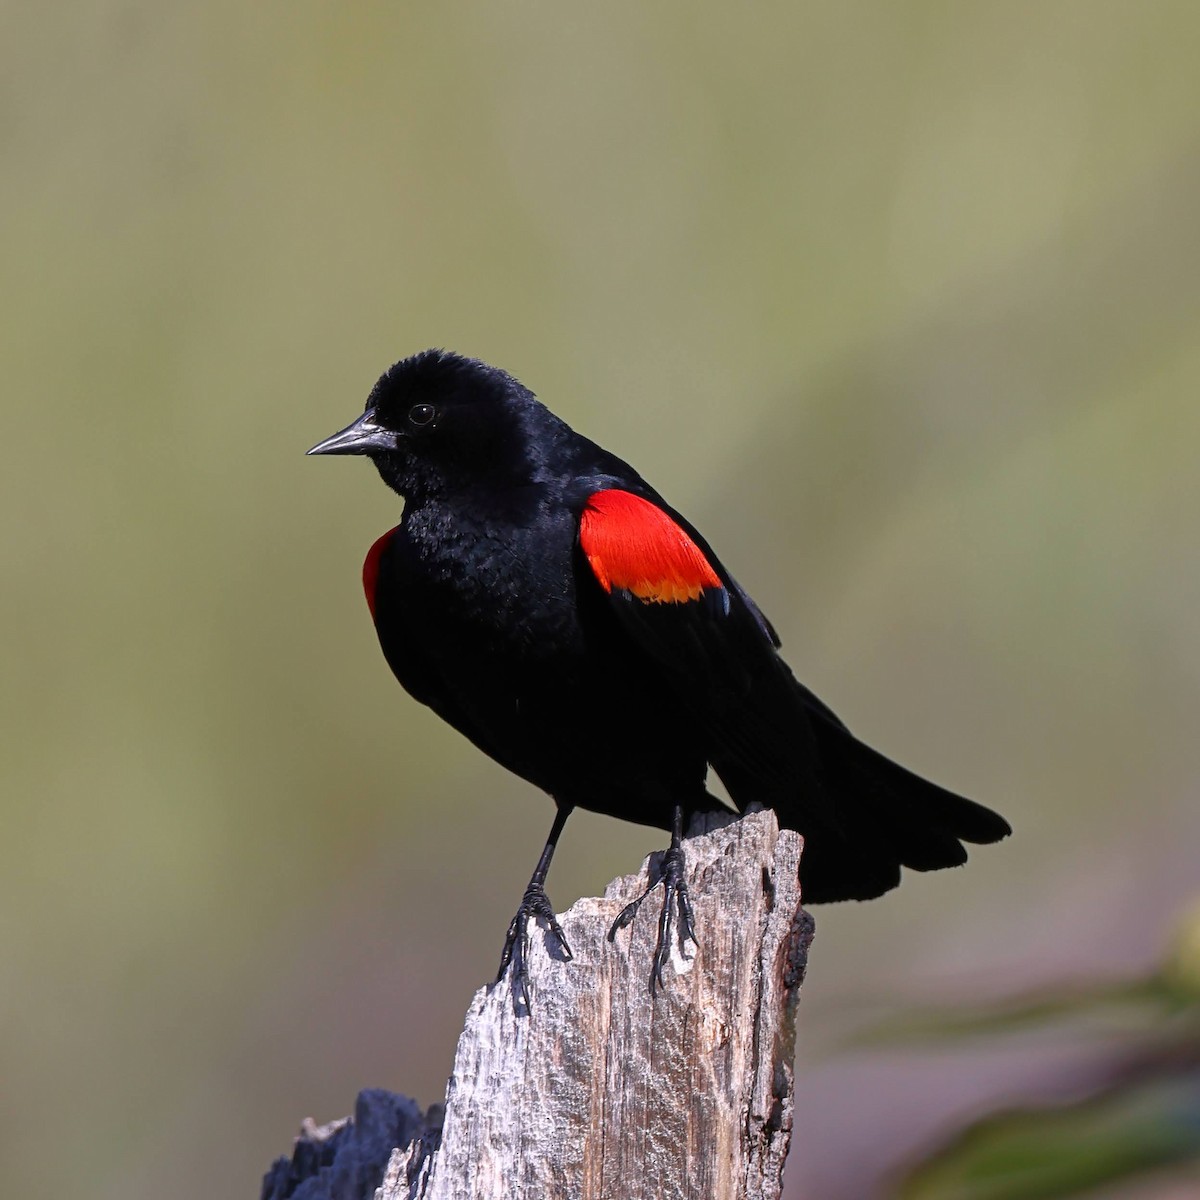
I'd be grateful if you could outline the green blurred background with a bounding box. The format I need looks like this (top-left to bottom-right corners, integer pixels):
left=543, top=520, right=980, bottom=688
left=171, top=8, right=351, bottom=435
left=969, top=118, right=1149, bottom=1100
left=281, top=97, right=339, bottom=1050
left=3, top=3, right=1198, bottom=1197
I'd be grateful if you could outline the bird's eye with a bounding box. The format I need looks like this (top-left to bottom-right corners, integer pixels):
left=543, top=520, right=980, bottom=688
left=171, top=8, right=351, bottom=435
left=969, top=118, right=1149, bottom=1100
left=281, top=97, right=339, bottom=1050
left=408, top=403, right=436, bottom=426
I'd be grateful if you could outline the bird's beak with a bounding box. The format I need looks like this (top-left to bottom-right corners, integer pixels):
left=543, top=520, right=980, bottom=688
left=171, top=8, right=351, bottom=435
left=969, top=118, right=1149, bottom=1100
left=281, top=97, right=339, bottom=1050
left=306, top=409, right=400, bottom=456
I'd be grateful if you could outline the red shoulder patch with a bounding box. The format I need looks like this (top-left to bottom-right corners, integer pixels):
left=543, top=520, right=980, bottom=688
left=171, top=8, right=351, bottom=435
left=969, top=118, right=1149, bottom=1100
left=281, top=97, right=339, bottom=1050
left=363, top=526, right=399, bottom=620
left=580, top=490, right=722, bottom=604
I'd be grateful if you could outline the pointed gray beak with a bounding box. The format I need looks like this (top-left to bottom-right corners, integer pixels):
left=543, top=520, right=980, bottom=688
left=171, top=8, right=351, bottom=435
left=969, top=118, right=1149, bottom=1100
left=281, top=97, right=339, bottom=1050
left=307, top=409, right=400, bottom=456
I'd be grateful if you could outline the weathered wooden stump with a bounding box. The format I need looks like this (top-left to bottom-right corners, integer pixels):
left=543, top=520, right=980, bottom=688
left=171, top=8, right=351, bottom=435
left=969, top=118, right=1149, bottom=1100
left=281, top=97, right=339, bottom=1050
left=264, top=808, right=811, bottom=1200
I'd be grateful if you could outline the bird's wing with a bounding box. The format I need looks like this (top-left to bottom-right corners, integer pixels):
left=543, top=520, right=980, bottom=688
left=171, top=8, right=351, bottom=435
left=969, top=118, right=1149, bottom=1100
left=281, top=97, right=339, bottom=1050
left=577, top=488, right=835, bottom=812
left=363, top=525, right=398, bottom=622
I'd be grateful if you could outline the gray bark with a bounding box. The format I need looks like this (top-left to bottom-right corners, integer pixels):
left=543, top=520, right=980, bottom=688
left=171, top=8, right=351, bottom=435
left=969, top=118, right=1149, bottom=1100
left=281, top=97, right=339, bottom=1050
left=379, top=807, right=811, bottom=1200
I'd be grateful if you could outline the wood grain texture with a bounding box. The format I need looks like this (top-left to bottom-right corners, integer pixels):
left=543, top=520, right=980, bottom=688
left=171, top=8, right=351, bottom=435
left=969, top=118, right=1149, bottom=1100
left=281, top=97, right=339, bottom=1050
left=379, top=807, right=811, bottom=1200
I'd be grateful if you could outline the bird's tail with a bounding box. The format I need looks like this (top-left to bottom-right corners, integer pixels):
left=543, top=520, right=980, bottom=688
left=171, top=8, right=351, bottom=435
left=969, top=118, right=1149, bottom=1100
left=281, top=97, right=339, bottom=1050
left=782, top=715, right=1011, bottom=902
left=711, top=664, right=1012, bottom=903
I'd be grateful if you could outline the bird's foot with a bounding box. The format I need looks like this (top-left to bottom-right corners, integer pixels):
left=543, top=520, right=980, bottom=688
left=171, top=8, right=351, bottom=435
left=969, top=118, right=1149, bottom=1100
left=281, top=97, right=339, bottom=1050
left=608, top=843, right=697, bottom=995
left=496, top=882, right=572, bottom=1012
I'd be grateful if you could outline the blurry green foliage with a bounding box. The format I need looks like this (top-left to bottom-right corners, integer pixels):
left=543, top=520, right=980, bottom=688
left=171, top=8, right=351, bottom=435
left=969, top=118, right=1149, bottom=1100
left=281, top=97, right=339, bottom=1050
left=902, top=1087, right=1200, bottom=1200
left=895, top=904, right=1200, bottom=1199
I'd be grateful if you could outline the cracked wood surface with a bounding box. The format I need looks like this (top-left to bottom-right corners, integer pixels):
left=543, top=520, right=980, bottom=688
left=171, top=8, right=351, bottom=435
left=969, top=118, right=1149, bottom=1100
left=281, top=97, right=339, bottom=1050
left=379, top=807, right=811, bottom=1200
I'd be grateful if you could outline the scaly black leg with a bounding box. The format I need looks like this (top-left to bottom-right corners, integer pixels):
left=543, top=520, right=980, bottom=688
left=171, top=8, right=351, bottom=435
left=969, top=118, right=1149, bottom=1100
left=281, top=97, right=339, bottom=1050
left=608, top=804, right=697, bottom=994
left=497, top=803, right=573, bottom=1012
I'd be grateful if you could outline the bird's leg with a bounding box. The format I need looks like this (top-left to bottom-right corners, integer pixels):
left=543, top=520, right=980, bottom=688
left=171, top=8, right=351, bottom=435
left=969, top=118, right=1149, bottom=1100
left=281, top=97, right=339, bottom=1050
left=608, top=804, right=697, bottom=994
left=497, top=802, right=573, bottom=1011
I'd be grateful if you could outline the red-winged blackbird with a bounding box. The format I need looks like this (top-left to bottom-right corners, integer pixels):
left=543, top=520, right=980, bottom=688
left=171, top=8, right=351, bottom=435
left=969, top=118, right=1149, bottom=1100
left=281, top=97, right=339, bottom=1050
left=309, top=350, right=1010, bottom=1005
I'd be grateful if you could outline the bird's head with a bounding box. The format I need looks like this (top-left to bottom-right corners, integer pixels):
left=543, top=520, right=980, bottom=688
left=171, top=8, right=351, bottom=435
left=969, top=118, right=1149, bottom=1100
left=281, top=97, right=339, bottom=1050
left=308, top=349, right=554, bottom=498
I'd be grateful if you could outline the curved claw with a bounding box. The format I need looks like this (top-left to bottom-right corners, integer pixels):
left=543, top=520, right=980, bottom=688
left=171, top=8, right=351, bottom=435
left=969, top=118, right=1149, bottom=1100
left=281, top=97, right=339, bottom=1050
left=496, top=883, right=572, bottom=1013
left=607, top=895, right=644, bottom=941
left=609, top=845, right=698, bottom=994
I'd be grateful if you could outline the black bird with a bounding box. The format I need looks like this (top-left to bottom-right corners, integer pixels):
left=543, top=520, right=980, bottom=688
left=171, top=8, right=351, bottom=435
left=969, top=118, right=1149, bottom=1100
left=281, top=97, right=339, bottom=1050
left=309, top=350, right=1010, bottom=1004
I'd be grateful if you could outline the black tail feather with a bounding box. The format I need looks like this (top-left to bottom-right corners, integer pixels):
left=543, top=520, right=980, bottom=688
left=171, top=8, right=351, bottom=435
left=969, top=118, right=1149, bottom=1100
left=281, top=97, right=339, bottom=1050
left=773, top=718, right=1011, bottom=904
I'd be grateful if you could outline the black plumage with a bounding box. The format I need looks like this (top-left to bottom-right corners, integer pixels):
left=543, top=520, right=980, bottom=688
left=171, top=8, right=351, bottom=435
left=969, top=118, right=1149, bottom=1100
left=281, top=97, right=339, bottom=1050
left=309, top=350, right=1010, bottom=1003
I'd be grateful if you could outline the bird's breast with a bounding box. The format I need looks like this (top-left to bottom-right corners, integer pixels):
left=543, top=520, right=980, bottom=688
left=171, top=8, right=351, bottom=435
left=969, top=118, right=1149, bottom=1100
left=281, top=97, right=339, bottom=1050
left=382, top=504, right=585, bottom=660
